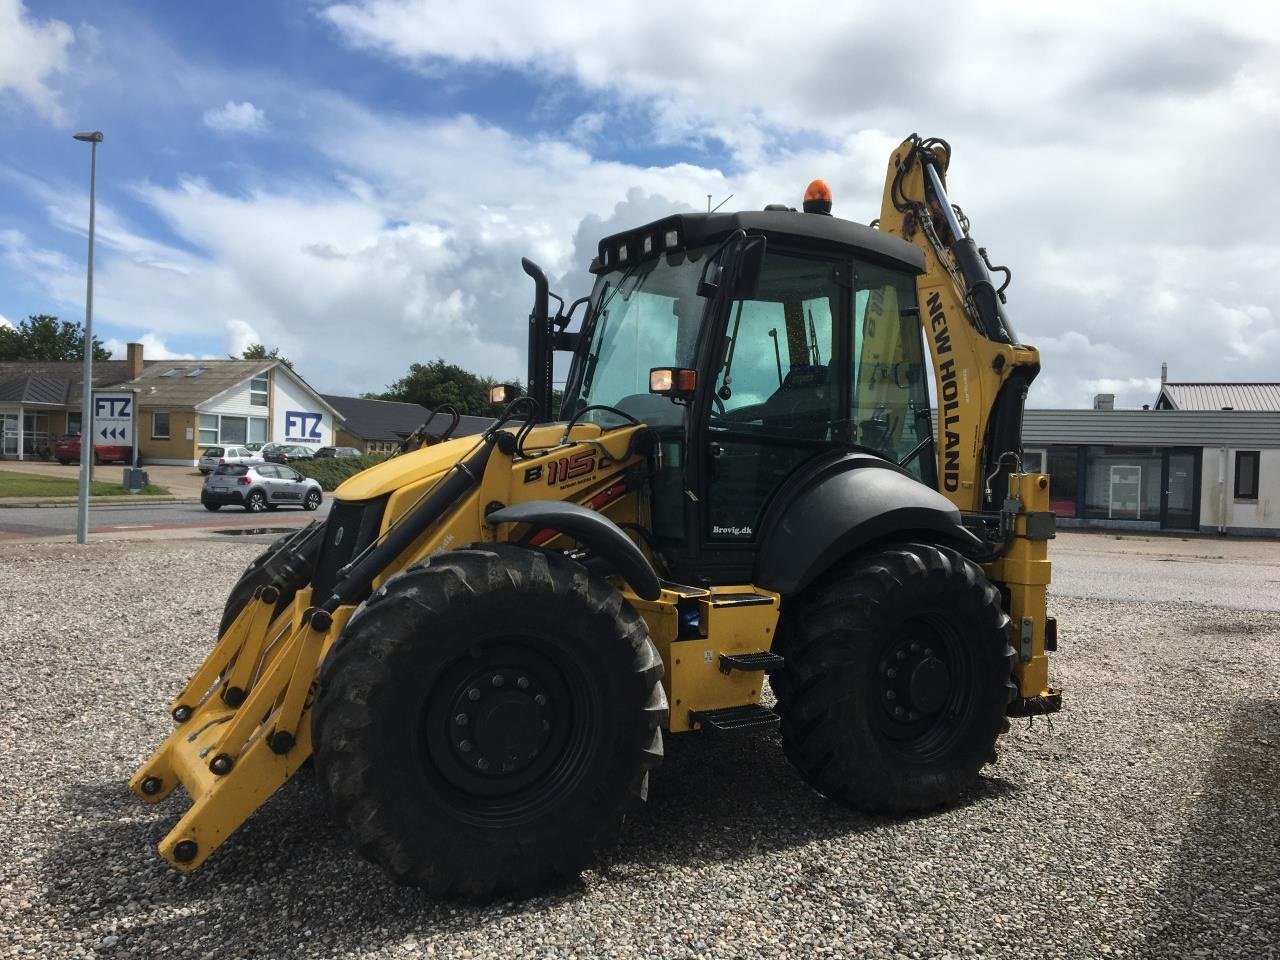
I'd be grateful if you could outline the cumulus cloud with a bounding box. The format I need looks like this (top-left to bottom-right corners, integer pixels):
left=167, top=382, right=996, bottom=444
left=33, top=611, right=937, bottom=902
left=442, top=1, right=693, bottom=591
left=103, top=333, right=194, bottom=361
left=202, top=100, right=268, bottom=134
left=0, top=312, right=11, bottom=328
left=0, top=0, right=74, bottom=120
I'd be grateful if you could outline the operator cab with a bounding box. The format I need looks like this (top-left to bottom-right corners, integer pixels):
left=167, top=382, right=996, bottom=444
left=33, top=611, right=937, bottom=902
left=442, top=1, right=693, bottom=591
left=559, top=192, right=935, bottom=583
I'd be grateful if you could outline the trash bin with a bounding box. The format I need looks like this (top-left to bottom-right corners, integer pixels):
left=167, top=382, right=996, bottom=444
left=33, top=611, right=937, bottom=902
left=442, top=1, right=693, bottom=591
left=123, top=467, right=149, bottom=493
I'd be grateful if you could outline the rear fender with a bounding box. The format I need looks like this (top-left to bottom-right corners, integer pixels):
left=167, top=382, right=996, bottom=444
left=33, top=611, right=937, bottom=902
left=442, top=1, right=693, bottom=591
left=754, top=452, right=984, bottom=596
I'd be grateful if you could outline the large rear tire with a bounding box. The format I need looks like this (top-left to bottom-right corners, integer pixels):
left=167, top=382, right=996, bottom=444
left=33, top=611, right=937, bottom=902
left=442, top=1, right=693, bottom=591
left=312, top=544, right=667, bottom=898
left=773, top=542, right=1014, bottom=814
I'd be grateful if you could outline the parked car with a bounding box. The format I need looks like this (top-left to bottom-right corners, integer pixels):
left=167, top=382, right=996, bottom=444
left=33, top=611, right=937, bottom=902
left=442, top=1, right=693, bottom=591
left=201, top=462, right=323, bottom=513
left=198, top=445, right=261, bottom=475
left=313, top=446, right=362, bottom=458
left=243, top=442, right=265, bottom=452
left=264, top=444, right=317, bottom=464
left=53, top=433, right=130, bottom=465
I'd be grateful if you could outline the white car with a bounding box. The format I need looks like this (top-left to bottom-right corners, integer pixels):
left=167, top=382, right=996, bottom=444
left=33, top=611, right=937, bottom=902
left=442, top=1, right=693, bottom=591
left=198, top=445, right=261, bottom=475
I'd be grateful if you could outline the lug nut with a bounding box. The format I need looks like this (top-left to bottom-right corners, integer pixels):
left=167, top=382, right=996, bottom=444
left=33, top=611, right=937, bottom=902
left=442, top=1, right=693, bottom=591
left=924, top=648, right=934, bottom=657
left=454, top=713, right=468, bottom=726
left=894, top=706, right=906, bottom=718
left=467, top=688, right=480, bottom=701
left=887, top=668, right=897, bottom=679
left=896, top=651, right=906, bottom=661
left=885, top=690, right=896, bottom=701
left=458, top=740, right=472, bottom=753
left=534, top=694, right=547, bottom=706
left=491, top=675, right=505, bottom=687
left=476, top=758, right=490, bottom=770
left=517, top=676, right=530, bottom=689
left=910, top=643, right=920, bottom=654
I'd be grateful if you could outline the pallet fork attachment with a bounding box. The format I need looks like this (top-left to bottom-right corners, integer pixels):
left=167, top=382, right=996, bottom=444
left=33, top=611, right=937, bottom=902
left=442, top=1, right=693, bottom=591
left=129, top=586, right=350, bottom=871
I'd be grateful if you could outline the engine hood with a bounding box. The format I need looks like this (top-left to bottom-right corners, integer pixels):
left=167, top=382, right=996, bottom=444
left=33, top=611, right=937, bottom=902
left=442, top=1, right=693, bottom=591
left=332, top=435, right=485, bottom=502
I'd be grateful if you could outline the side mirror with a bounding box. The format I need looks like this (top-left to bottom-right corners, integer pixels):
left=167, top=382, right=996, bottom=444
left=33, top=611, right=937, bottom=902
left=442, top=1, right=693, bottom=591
left=727, top=236, right=767, bottom=299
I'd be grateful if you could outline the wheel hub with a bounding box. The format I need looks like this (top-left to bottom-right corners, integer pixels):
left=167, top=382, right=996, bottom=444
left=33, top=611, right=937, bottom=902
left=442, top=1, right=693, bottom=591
left=880, top=636, right=953, bottom=720
left=448, top=672, right=554, bottom=776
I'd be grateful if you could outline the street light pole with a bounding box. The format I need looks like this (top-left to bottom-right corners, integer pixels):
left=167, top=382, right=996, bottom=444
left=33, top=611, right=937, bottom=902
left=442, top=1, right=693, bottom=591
left=73, top=130, right=103, bottom=546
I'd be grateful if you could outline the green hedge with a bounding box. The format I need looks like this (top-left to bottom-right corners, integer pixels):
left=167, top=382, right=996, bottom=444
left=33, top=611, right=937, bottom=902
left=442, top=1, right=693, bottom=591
left=294, top=454, right=388, bottom=491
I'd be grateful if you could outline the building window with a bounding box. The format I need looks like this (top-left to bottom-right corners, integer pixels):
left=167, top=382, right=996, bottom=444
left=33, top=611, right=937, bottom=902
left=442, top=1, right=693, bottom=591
left=1046, top=446, right=1079, bottom=517
left=68, top=412, right=82, bottom=434
left=250, top=374, right=269, bottom=407
left=1083, top=446, right=1162, bottom=521
left=249, top=417, right=268, bottom=443
left=1235, top=450, right=1260, bottom=501
left=220, top=416, right=248, bottom=445
left=1023, top=448, right=1047, bottom=473
left=152, top=412, right=170, bottom=439
left=198, top=414, right=218, bottom=446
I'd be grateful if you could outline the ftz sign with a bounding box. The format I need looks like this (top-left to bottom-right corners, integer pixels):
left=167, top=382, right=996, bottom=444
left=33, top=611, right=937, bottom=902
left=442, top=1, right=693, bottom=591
left=284, top=410, right=323, bottom=442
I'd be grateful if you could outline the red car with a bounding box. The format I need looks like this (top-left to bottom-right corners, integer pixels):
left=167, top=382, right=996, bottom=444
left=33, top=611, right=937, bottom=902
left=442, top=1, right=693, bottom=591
left=53, top=433, right=131, bottom=465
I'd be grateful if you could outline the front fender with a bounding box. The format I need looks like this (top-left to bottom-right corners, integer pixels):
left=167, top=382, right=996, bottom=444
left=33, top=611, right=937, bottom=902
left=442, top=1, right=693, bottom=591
left=487, top=500, right=662, bottom=601
left=754, top=453, right=984, bottom=596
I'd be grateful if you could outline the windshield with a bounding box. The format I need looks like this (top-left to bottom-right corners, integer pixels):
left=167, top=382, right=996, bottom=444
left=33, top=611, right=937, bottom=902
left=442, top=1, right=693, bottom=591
left=563, top=248, right=709, bottom=427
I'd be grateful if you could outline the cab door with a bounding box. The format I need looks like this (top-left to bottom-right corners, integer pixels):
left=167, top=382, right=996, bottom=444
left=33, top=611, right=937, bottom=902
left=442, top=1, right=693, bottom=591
left=697, top=250, right=850, bottom=575
left=692, top=251, right=932, bottom=582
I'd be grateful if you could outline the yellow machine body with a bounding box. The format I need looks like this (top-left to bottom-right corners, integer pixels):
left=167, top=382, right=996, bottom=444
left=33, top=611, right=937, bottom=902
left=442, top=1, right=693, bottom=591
left=132, top=133, right=1060, bottom=876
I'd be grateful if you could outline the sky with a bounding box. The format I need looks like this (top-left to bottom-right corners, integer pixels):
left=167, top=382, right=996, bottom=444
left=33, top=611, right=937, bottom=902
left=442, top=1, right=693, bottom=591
left=1, top=0, right=1277, bottom=408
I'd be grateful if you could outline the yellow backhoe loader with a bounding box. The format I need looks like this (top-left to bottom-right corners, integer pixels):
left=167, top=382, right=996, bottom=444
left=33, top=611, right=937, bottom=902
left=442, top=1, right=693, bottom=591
left=131, top=134, right=1060, bottom=896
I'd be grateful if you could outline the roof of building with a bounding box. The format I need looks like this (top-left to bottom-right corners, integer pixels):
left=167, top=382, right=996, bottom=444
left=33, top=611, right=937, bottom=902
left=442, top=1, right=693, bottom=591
left=126, top=360, right=275, bottom=407
left=1024, top=408, right=1280, bottom=449
left=1156, top=382, right=1280, bottom=412
left=0, top=360, right=140, bottom=406
left=322, top=395, right=494, bottom=442
left=323, top=395, right=431, bottom=441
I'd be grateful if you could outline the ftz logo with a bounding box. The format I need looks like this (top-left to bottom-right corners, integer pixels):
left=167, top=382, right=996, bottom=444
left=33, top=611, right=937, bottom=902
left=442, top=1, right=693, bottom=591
left=524, top=450, right=596, bottom=485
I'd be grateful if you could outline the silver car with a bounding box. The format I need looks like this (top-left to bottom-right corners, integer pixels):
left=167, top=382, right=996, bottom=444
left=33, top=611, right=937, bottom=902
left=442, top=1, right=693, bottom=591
left=198, top=445, right=260, bottom=475
left=201, top=462, right=323, bottom=513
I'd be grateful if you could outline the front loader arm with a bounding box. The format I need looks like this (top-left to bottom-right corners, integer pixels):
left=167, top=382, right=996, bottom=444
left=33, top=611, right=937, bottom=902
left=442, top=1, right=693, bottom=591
left=877, top=135, right=1041, bottom=514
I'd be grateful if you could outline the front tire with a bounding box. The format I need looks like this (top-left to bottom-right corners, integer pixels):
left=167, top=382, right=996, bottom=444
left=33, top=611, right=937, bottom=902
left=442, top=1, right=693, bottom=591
left=303, top=490, right=321, bottom=511
left=312, top=544, right=667, bottom=897
left=774, top=543, right=1014, bottom=814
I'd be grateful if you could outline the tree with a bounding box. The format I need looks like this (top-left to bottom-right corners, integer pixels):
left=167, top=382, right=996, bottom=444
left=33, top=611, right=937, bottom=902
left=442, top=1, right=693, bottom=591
left=372, top=358, right=518, bottom=416
left=0, top=314, right=111, bottom=362
left=233, top=343, right=293, bottom=369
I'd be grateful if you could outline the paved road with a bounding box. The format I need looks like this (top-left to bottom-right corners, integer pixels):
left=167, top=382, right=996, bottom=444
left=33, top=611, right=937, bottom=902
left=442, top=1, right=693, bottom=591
left=1052, top=533, right=1280, bottom=612
left=0, top=499, right=330, bottom=540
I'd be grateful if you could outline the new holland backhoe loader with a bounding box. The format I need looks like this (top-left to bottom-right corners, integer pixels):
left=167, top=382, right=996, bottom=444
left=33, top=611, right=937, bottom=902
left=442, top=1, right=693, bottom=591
left=131, top=134, right=1060, bottom=897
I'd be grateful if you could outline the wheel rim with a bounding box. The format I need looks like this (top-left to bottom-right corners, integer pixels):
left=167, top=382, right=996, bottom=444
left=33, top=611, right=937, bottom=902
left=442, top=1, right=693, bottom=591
left=420, top=638, right=598, bottom=828
left=306, top=492, right=320, bottom=510
left=874, top=612, right=975, bottom=762
left=248, top=493, right=265, bottom=511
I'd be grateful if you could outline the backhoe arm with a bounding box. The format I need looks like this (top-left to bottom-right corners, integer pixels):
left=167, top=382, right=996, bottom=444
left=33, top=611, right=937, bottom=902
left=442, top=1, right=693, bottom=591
left=878, top=135, right=1041, bottom=513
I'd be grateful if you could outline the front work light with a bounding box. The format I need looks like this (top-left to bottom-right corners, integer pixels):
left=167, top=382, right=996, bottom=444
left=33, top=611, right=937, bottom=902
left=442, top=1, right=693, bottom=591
left=489, top=384, right=519, bottom=405
left=649, top=367, right=698, bottom=399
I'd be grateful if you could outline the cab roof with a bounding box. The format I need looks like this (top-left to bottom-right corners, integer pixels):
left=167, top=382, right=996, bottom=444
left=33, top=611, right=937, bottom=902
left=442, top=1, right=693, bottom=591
left=595, top=208, right=925, bottom=275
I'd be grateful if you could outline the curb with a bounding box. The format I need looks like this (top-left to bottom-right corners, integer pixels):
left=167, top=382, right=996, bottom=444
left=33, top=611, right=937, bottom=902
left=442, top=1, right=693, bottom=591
left=0, top=496, right=201, bottom=508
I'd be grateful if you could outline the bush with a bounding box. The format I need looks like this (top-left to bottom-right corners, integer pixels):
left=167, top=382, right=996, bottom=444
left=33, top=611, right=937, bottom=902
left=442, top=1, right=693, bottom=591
left=294, top=454, right=388, bottom=491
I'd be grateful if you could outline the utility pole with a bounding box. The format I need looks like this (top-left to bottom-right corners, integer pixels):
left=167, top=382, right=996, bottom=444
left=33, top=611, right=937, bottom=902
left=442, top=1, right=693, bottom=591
left=73, top=130, right=103, bottom=545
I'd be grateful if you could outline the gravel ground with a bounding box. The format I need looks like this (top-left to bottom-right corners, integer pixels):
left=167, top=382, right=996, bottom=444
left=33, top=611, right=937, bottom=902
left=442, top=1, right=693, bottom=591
left=1, top=538, right=1277, bottom=959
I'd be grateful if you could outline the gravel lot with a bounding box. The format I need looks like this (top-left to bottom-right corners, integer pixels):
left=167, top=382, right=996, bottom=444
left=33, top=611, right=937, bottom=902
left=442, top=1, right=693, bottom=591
left=1, top=537, right=1277, bottom=959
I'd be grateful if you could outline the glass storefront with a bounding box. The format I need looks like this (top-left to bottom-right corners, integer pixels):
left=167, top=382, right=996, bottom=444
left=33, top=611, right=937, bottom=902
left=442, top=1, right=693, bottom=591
left=1041, top=444, right=1200, bottom=529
